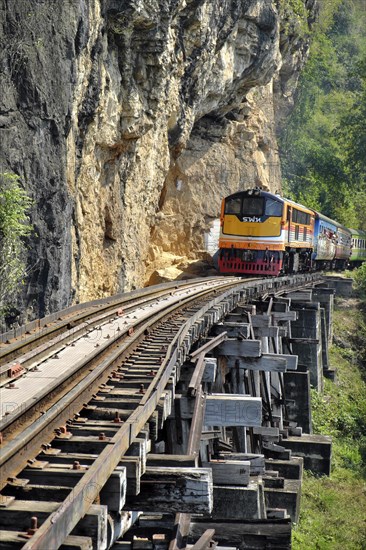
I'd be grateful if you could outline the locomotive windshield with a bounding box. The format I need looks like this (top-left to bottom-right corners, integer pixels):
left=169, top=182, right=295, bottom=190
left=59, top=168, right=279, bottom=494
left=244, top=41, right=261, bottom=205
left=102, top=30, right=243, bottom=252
left=224, top=195, right=282, bottom=217
left=222, top=193, right=283, bottom=238
left=265, top=197, right=282, bottom=217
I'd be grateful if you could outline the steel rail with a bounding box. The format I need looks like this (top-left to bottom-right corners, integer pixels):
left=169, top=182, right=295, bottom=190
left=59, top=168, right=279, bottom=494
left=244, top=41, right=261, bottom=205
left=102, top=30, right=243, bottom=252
left=19, top=281, right=248, bottom=550
left=0, top=279, right=242, bottom=486
left=0, top=277, right=237, bottom=366
left=0, top=279, right=236, bottom=434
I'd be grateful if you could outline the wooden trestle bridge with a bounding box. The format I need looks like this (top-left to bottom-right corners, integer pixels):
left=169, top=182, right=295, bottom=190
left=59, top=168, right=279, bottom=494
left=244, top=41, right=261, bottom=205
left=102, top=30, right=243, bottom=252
left=0, top=274, right=352, bottom=549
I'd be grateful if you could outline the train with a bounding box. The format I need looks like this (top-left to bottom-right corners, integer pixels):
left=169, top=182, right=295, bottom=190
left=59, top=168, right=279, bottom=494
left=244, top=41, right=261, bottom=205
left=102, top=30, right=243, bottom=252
left=218, top=188, right=366, bottom=276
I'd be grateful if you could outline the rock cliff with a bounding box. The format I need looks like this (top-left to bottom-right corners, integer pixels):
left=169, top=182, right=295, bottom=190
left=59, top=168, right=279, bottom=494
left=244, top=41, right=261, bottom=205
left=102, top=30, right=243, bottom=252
left=0, top=0, right=316, bottom=320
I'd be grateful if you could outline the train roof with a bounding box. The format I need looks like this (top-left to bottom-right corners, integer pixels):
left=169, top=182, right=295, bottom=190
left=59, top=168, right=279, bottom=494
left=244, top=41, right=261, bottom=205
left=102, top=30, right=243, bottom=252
left=284, top=197, right=314, bottom=215
left=224, top=189, right=284, bottom=202
left=312, top=210, right=352, bottom=234
left=223, top=190, right=352, bottom=232
left=349, top=228, right=366, bottom=237
left=224, top=189, right=313, bottom=214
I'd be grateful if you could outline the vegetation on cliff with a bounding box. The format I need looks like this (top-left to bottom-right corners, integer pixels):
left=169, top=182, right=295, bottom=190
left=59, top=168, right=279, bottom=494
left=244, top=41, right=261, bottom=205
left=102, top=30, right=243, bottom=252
left=0, top=172, right=33, bottom=316
left=280, top=0, right=366, bottom=229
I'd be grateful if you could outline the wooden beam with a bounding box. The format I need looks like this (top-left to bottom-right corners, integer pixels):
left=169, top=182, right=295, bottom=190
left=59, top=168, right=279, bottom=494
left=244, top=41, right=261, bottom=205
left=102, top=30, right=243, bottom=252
left=264, top=353, right=298, bottom=371
left=202, top=460, right=250, bottom=486
left=20, top=468, right=126, bottom=512
left=271, top=311, right=297, bottom=322
left=190, top=333, right=227, bottom=360
left=212, top=323, right=250, bottom=339
left=217, top=453, right=265, bottom=475
left=125, top=467, right=213, bottom=514
left=187, top=387, right=206, bottom=455
left=227, top=356, right=287, bottom=372
left=253, top=326, right=279, bottom=338
left=146, top=454, right=197, bottom=468
left=216, top=339, right=261, bottom=357
left=178, top=360, right=217, bottom=384
left=250, top=315, right=271, bottom=328
left=190, top=529, right=215, bottom=550
left=0, top=503, right=106, bottom=548
left=189, top=520, right=291, bottom=548
left=188, top=354, right=208, bottom=396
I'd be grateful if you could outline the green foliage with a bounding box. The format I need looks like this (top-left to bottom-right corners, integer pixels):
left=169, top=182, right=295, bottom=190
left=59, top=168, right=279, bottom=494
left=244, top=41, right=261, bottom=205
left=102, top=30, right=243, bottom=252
left=277, top=0, right=310, bottom=37
left=352, top=263, right=366, bottom=296
left=293, top=470, right=366, bottom=549
left=0, top=172, right=33, bottom=313
left=293, top=300, right=366, bottom=548
left=280, top=0, right=366, bottom=228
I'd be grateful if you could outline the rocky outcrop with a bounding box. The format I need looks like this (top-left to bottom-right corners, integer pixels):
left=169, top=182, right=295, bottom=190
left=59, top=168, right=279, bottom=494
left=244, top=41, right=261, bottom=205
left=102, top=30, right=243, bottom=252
left=0, top=0, right=316, bottom=320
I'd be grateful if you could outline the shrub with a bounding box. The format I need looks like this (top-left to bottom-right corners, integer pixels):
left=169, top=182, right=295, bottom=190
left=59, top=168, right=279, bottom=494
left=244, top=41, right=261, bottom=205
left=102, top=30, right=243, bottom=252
left=0, top=172, right=33, bottom=314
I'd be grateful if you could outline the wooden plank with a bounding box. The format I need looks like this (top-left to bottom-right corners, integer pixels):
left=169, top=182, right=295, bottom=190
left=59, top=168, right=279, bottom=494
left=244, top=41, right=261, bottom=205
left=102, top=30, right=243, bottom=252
left=271, top=311, right=297, bottom=322
left=253, top=426, right=280, bottom=437
left=286, top=290, right=313, bottom=301
left=212, top=484, right=263, bottom=520
left=250, top=315, right=271, bottom=328
left=126, top=438, right=147, bottom=474
left=216, top=339, right=261, bottom=357
left=190, top=333, right=227, bottom=360
left=263, top=353, right=298, bottom=371
left=253, top=326, right=279, bottom=338
left=204, top=395, right=262, bottom=427
left=187, top=387, right=206, bottom=455
left=178, top=360, right=216, bottom=384
left=0, top=532, right=94, bottom=550
left=188, top=354, right=207, bottom=396
left=217, top=453, right=265, bottom=475
left=37, top=451, right=141, bottom=495
left=146, top=454, right=197, bottom=467
left=202, top=460, right=250, bottom=486
left=189, top=519, right=291, bottom=549
left=228, top=356, right=287, bottom=372
left=20, top=468, right=126, bottom=512
left=125, top=467, right=213, bottom=514
left=211, top=323, right=250, bottom=339
left=0, top=503, right=106, bottom=548
left=284, top=337, right=319, bottom=344
left=190, top=529, right=215, bottom=550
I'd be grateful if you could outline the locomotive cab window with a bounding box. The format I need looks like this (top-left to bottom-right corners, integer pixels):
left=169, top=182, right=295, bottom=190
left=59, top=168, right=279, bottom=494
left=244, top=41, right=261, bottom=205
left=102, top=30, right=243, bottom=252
left=265, top=198, right=282, bottom=217
left=225, top=196, right=242, bottom=215
left=242, top=196, right=264, bottom=216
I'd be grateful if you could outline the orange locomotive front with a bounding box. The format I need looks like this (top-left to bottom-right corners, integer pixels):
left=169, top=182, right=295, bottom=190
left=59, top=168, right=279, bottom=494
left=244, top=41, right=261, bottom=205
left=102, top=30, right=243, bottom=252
left=218, top=189, right=314, bottom=276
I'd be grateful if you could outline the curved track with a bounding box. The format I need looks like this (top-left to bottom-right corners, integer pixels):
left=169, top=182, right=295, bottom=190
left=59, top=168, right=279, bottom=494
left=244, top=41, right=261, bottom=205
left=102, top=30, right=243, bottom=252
left=0, top=274, right=323, bottom=550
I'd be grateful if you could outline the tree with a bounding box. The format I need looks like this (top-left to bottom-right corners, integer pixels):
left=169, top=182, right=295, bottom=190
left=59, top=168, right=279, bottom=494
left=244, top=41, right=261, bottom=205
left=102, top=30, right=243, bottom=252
left=0, top=172, right=33, bottom=314
left=279, top=0, right=366, bottom=229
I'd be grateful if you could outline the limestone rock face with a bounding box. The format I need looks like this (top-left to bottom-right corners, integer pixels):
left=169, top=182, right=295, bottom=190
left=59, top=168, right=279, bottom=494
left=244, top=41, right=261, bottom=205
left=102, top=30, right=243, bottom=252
left=0, top=0, right=316, bottom=319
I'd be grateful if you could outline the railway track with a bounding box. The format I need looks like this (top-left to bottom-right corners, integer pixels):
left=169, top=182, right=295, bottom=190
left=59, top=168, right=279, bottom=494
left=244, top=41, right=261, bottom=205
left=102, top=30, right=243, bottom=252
left=0, top=273, right=325, bottom=550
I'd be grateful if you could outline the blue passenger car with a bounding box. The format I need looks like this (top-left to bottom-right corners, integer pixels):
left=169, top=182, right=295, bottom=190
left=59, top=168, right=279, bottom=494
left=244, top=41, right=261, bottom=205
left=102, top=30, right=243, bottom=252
left=312, top=212, right=337, bottom=270
left=312, top=211, right=352, bottom=270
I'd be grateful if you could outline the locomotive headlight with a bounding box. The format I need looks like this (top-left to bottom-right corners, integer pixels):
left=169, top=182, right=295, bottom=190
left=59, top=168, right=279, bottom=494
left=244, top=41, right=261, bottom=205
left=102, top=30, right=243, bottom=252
left=248, top=189, right=253, bottom=195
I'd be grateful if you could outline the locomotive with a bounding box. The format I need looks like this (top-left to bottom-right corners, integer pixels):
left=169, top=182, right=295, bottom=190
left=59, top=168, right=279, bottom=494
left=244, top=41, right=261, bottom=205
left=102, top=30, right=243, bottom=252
left=218, top=188, right=363, bottom=276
